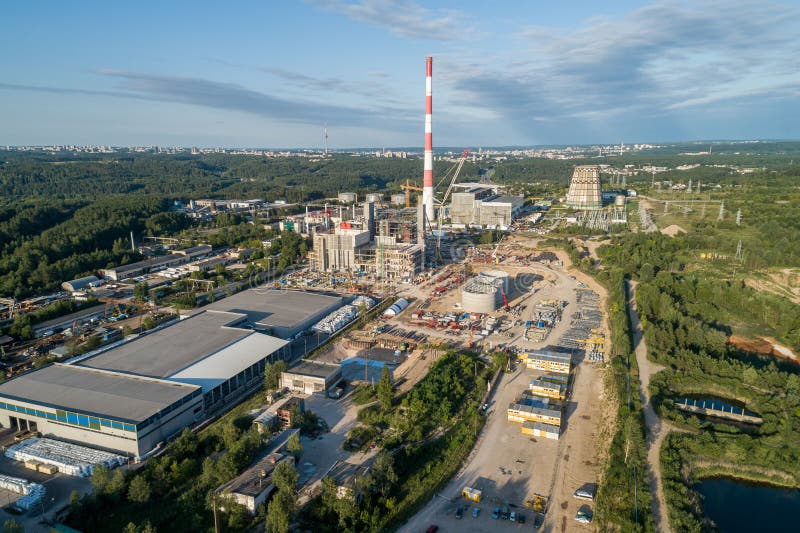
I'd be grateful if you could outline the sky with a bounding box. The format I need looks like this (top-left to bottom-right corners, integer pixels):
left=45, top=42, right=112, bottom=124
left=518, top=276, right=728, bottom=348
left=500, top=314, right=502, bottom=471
left=1, top=0, right=799, bottom=148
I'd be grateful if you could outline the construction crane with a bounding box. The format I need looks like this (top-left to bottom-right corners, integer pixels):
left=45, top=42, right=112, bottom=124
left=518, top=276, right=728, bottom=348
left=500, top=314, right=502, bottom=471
left=435, top=149, right=470, bottom=221
left=400, top=179, right=424, bottom=209
left=431, top=149, right=470, bottom=261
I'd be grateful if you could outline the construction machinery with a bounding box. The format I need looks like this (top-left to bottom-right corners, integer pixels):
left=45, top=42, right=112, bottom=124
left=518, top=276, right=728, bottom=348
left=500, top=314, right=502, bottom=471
left=400, top=179, right=424, bottom=209
left=524, top=494, right=548, bottom=514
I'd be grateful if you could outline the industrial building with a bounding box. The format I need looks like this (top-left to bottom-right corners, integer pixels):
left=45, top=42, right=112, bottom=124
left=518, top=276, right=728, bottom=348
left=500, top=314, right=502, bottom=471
left=99, top=245, right=212, bottom=281
left=460, top=270, right=511, bottom=313
left=61, top=276, right=101, bottom=293
left=281, top=360, right=342, bottom=395
left=0, top=290, right=320, bottom=458
left=565, top=165, right=602, bottom=209
left=204, top=289, right=344, bottom=339
left=523, top=350, right=572, bottom=374
left=449, top=187, right=524, bottom=227
left=0, top=363, right=203, bottom=458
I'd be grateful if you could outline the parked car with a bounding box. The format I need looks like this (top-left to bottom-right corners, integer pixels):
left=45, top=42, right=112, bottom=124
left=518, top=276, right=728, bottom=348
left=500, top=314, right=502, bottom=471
left=455, top=506, right=464, bottom=519
left=472, top=507, right=480, bottom=518
left=510, top=511, right=517, bottom=522
left=575, top=505, right=594, bottom=524
left=518, top=513, right=526, bottom=524
left=492, top=507, right=500, bottom=519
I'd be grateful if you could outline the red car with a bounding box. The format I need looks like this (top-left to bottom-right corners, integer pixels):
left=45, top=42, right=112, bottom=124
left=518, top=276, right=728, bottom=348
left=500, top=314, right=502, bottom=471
left=426, top=526, right=439, bottom=533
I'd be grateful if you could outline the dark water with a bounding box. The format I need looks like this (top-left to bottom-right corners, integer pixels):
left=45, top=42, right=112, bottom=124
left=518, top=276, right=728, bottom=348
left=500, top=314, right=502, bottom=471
left=695, top=478, right=800, bottom=532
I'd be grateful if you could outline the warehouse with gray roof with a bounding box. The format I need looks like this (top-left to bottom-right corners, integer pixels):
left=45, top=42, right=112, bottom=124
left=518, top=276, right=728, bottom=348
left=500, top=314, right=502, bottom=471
left=0, top=288, right=330, bottom=458
left=204, top=289, right=344, bottom=339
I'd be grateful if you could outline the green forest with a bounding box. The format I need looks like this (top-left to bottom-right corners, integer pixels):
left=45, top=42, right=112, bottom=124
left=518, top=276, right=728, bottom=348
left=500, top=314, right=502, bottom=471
left=598, top=232, right=800, bottom=532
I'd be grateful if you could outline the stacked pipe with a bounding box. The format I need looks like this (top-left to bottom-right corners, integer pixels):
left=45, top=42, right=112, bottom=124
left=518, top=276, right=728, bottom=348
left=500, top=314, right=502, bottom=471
left=422, top=56, right=434, bottom=223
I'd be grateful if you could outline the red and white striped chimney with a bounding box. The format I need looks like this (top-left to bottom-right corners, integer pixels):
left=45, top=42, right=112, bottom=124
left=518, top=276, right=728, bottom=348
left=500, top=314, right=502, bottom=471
left=422, top=56, right=434, bottom=223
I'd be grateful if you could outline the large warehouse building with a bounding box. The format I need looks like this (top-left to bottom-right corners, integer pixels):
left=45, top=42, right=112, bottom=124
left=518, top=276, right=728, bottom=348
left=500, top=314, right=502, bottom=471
left=0, top=288, right=342, bottom=458
left=204, top=289, right=344, bottom=339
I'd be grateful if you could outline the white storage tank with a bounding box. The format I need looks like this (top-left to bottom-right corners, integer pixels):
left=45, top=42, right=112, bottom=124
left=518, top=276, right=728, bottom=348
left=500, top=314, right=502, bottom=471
left=460, top=270, right=511, bottom=313
left=338, top=192, right=357, bottom=203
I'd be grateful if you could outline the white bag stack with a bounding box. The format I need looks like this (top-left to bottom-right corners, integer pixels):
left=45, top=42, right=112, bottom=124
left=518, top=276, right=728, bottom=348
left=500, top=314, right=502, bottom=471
left=5, top=437, right=126, bottom=477
left=0, top=473, right=45, bottom=510
left=312, top=305, right=357, bottom=334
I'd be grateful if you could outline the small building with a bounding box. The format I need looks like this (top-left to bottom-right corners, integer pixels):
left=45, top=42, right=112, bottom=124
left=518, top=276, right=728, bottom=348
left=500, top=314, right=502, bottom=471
left=217, top=452, right=295, bottom=513
left=521, top=421, right=561, bottom=440
left=281, top=361, right=342, bottom=395
left=327, top=458, right=373, bottom=500
left=187, top=256, right=227, bottom=273
left=61, top=276, right=101, bottom=293
left=253, top=397, right=306, bottom=433
left=33, top=304, right=107, bottom=338
left=529, top=378, right=567, bottom=400
left=507, top=395, right=562, bottom=425
left=523, top=351, right=571, bottom=374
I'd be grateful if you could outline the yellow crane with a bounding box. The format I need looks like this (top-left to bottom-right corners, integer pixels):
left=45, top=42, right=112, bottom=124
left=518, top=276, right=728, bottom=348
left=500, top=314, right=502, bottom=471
left=400, top=179, right=424, bottom=209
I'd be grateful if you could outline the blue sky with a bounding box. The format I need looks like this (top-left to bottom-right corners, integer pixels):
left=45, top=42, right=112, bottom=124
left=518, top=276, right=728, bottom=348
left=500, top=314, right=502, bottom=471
left=1, top=0, right=799, bottom=147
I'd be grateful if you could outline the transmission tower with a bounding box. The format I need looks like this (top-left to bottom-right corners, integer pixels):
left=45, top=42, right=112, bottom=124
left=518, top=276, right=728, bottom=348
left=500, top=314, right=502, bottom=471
left=718, top=202, right=725, bottom=221
left=736, top=209, right=742, bottom=226
left=735, top=240, right=743, bottom=262
left=687, top=179, right=692, bottom=194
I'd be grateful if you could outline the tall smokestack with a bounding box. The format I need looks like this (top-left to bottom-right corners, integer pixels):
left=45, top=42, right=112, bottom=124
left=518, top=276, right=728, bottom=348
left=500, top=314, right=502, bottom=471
left=422, top=56, right=434, bottom=224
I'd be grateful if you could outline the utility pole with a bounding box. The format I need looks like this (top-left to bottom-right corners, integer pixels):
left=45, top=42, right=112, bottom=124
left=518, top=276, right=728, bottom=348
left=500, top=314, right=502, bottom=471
left=212, top=492, right=220, bottom=533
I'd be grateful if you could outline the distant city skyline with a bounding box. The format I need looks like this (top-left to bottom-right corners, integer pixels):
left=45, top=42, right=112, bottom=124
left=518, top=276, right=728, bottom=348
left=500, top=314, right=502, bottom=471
left=2, top=1, right=799, bottom=147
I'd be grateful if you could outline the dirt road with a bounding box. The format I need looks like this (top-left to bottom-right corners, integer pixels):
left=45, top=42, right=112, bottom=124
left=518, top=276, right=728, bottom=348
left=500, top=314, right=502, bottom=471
left=627, top=280, right=674, bottom=533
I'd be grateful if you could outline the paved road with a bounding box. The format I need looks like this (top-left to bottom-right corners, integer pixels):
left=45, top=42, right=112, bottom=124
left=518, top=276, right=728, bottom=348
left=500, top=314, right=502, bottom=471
left=626, top=280, right=674, bottom=533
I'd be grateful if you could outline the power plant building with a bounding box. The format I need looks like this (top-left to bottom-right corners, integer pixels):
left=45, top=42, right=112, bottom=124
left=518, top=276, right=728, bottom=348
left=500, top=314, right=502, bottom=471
left=312, top=228, right=372, bottom=273
left=565, top=165, right=602, bottom=209
left=311, top=203, right=423, bottom=281
left=449, top=187, right=524, bottom=227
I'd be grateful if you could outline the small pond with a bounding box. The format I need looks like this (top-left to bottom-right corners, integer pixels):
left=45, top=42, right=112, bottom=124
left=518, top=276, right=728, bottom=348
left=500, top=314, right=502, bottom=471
left=695, top=477, right=800, bottom=532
